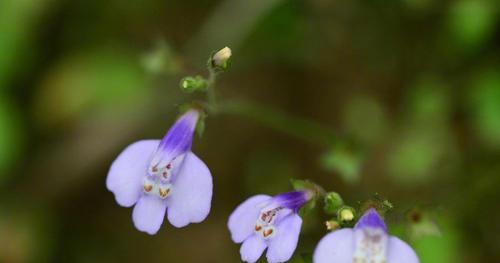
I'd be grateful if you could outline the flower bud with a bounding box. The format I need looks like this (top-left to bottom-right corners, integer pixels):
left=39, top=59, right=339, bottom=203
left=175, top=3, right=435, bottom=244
left=337, top=206, right=356, bottom=225
left=323, top=192, right=344, bottom=214
left=180, top=76, right=208, bottom=93
left=210, top=46, right=232, bottom=71
left=325, top=220, right=341, bottom=231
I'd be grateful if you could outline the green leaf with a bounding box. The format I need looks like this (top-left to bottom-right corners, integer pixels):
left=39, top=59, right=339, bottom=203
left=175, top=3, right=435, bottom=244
left=0, top=98, right=23, bottom=184
left=342, top=95, right=388, bottom=145
left=448, top=0, right=497, bottom=50
left=467, top=69, right=500, bottom=148
left=34, top=48, right=148, bottom=126
left=320, top=145, right=363, bottom=184
left=411, top=218, right=460, bottom=263
left=141, top=39, right=180, bottom=75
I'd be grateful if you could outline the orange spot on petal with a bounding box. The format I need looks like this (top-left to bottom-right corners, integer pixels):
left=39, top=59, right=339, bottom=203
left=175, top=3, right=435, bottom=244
left=144, top=185, right=153, bottom=192
left=263, top=229, right=273, bottom=237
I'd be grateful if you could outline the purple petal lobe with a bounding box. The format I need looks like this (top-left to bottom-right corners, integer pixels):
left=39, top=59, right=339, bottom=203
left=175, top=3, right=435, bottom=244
left=240, top=234, right=267, bottom=263
left=387, top=236, right=420, bottom=263
left=132, top=195, right=167, bottom=235
left=166, top=152, right=213, bottom=228
left=106, top=140, right=160, bottom=207
left=266, top=214, right=302, bottom=263
left=313, top=228, right=355, bottom=263
left=271, top=191, right=311, bottom=212
left=355, top=208, right=388, bottom=232
left=152, top=110, right=199, bottom=167
left=228, top=195, right=272, bottom=243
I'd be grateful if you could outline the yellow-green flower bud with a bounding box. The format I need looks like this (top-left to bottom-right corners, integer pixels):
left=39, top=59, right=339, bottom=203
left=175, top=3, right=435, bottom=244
left=337, top=206, right=356, bottom=224
left=211, top=47, right=232, bottom=71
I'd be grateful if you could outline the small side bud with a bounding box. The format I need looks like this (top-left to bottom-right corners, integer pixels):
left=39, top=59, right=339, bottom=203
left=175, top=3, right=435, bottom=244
left=337, top=206, right=356, bottom=225
left=323, top=192, right=344, bottom=214
left=325, top=220, right=341, bottom=231
left=210, top=46, right=232, bottom=71
left=180, top=76, right=208, bottom=93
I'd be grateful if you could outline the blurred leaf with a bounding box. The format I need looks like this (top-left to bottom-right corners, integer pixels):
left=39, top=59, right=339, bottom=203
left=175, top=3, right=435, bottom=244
left=0, top=204, right=54, bottom=263
left=0, top=97, right=23, bottom=183
left=403, top=0, right=434, bottom=11
left=241, top=0, right=311, bottom=64
left=0, top=0, right=54, bottom=89
left=387, top=76, right=459, bottom=184
left=467, top=69, right=500, bottom=148
left=320, top=145, right=363, bottom=184
left=34, top=48, right=148, bottom=126
left=412, top=217, right=460, bottom=263
left=141, top=39, right=180, bottom=75
left=386, top=127, right=454, bottom=184
left=448, top=0, right=498, bottom=50
left=406, top=77, right=452, bottom=125
left=185, top=0, right=286, bottom=62
left=342, top=95, right=388, bottom=145
left=407, top=208, right=441, bottom=240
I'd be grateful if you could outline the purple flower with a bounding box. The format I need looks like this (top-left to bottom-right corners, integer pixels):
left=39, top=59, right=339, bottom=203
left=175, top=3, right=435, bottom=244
left=313, top=208, right=419, bottom=263
left=228, top=191, right=312, bottom=263
left=106, top=110, right=212, bottom=235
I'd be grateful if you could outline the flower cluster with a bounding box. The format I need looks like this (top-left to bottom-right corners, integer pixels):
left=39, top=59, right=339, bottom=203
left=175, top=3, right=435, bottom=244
left=106, top=108, right=420, bottom=262
left=106, top=46, right=421, bottom=261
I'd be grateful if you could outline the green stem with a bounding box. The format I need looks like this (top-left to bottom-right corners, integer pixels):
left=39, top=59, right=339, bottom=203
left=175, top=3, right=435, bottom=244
left=206, top=69, right=218, bottom=112
left=217, top=99, right=337, bottom=147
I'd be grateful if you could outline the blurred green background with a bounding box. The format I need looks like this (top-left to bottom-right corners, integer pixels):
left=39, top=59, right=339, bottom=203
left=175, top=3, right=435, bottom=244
left=0, top=0, right=499, bottom=262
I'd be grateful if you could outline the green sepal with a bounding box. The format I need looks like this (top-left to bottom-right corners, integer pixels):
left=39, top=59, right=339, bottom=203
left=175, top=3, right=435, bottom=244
left=291, top=179, right=322, bottom=217
left=195, top=111, right=207, bottom=138
left=298, top=197, right=316, bottom=217
left=323, top=192, right=344, bottom=215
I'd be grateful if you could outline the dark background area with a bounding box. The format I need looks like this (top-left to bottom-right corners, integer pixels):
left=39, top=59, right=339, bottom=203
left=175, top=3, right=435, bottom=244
left=0, top=0, right=499, bottom=262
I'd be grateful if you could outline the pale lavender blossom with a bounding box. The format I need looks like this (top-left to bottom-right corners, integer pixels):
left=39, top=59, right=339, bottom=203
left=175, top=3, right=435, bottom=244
left=228, top=191, right=312, bottom=263
left=313, top=208, right=419, bottom=263
left=106, top=109, right=212, bottom=235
